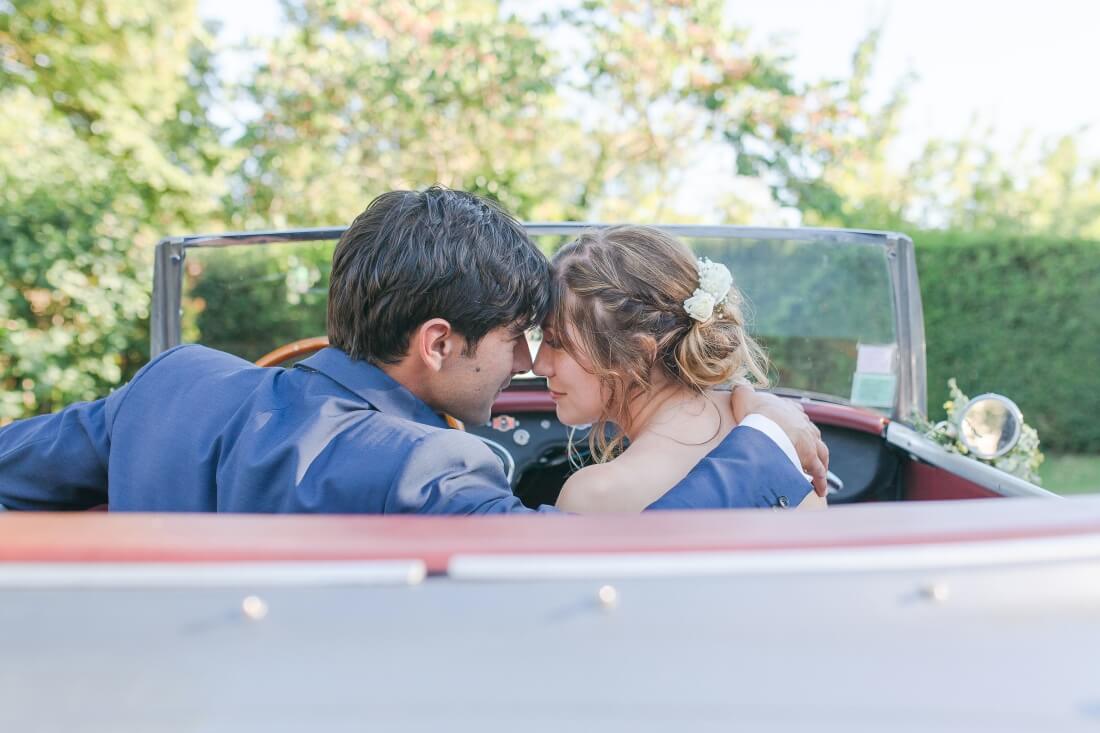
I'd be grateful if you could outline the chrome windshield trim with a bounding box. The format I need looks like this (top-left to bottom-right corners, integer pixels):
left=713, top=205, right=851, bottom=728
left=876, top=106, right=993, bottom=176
left=172, top=227, right=348, bottom=249
left=166, top=224, right=900, bottom=249
left=890, top=233, right=927, bottom=418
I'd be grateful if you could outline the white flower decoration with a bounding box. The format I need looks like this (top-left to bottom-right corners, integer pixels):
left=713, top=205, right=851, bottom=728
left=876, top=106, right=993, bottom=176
left=683, top=289, right=717, bottom=322
left=684, top=257, right=736, bottom=321
left=696, top=257, right=732, bottom=303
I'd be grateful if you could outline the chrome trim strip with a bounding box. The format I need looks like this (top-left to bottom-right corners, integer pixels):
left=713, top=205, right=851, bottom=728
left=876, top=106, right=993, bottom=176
left=150, top=238, right=185, bottom=356
left=900, top=234, right=928, bottom=416
left=448, top=534, right=1100, bottom=580
left=886, top=422, right=1057, bottom=498
left=525, top=224, right=893, bottom=243
left=887, top=233, right=926, bottom=419
left=168, top=224, right=895, bottom=249
left=0, top=560, right=427, bottom=588
left=175, top=227, right=347, bottom=249
left=473, top=435, right=516, bottom=483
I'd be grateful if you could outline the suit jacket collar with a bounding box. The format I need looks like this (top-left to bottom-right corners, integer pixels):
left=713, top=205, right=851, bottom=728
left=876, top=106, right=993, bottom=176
left=296, top=347, right=447, bottom=429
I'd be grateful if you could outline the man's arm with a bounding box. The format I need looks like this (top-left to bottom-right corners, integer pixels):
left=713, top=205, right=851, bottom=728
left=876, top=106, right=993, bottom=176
left=731, top=386, right=830, bottom=496
left=384, top=390, right=830, bottom=515
left=0, top=398, right=113, bottom=510
left=646, top=420, right=814, bottom=510
left=0, top=346, right=194, bottom=512
left=385, top=430, right=557, bottom=514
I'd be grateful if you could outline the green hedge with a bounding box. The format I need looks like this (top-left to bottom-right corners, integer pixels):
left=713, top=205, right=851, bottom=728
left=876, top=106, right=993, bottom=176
left=915, top=231, right=1100, bottom=452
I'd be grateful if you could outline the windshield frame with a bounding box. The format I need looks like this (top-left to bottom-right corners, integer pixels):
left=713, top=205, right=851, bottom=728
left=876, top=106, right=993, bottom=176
left=151, top=224, right=926, bottom=421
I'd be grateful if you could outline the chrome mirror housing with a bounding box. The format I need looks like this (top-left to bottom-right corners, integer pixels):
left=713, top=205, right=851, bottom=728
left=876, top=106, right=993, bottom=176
left=956, top=394, right=1024, bottom=459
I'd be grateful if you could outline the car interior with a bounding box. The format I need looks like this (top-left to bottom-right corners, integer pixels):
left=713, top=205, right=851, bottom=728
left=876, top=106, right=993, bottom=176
left=467, top=379, right=904, bottom=508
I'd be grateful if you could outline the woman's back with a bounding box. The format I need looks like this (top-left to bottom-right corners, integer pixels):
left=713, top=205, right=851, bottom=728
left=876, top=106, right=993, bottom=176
left=556, top=389, right=736, bottom=512
left=555, top=388, right=826, bottom=512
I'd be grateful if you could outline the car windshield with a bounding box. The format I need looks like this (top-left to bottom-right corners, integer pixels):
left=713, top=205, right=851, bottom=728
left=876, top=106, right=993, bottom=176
left=179, top=227, right=899, bottom=412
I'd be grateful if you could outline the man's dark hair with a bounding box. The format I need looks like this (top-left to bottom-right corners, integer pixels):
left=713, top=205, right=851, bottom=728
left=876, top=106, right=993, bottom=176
left=328, top=187, right=550, bottom=364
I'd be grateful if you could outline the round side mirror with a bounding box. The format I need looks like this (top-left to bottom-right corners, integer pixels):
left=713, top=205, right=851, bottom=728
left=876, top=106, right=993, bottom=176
left=956, top=394, right=1023, bottom=459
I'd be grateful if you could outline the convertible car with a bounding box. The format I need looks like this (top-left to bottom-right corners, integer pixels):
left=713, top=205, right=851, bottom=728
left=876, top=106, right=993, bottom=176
left=4, top=224, right=1098, bottom=732
left=151, top=224, right=1053, bottom=505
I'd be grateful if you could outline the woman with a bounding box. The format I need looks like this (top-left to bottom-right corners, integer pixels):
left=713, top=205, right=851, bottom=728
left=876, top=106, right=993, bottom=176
left=533, top=225, right=826, bottom=513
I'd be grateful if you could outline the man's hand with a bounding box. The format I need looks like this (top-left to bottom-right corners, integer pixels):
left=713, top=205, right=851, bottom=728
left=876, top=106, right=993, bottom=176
left=731, top=385, right=829, bottom=497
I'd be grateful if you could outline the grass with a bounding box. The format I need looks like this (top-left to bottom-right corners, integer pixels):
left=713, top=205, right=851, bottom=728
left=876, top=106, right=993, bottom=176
left=1041, top=454, right=1100, bottom=495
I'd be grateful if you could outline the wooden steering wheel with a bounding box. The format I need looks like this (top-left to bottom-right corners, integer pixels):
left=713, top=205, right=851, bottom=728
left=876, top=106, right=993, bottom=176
left=255, top=336, right=330, bottom=367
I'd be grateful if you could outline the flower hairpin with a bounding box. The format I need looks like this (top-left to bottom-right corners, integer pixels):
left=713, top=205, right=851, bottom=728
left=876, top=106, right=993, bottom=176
left=683, top=257, right=735, bottom=322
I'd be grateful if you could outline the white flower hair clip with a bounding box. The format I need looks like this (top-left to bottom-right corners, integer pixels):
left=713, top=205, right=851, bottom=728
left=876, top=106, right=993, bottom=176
left=684, top=257, right=735, bottom=322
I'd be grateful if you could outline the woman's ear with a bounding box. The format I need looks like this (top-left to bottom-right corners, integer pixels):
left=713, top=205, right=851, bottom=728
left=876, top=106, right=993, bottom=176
left=413, top=318, right=454, bottom=372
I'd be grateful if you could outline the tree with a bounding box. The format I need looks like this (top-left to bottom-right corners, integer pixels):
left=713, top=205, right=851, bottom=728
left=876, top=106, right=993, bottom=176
left=767, top=29, right=1100, bottom=238
left=901, top=130, right=1100, bottom=237
left=545, top=0, right=807, bottom=221
left=0, top=0, right=227, bottom=423
left=231, top=0, right=580, bottom=226
left=231, top=0, right=878, bottom=226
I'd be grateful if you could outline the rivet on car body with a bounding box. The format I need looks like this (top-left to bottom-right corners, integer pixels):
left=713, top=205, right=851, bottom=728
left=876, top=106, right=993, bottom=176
left=597, top=585, right=618, bottom=610
left=920, top=583, right=950, bottom=603
left=241, top=595, right=269, bottom=621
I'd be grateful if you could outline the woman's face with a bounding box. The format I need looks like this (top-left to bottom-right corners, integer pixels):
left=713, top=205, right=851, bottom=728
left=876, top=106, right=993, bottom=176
left=532, top=323, right=607, bottom=427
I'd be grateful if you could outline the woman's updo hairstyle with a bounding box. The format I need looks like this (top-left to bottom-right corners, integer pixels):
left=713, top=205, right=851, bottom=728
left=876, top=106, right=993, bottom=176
left=549, top=225, right=768, bottom=461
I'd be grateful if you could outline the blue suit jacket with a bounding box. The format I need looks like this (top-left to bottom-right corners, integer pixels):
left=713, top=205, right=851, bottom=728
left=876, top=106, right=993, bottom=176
left=0, top=346, right=812, bottom=513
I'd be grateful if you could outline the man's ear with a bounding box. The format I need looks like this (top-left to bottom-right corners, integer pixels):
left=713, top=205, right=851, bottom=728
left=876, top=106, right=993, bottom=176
left=411, top=318, right=455, bottom=372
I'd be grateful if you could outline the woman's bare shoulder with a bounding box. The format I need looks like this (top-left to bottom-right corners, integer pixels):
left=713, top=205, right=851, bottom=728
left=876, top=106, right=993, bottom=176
left=555, top=462, right=627, bottom=513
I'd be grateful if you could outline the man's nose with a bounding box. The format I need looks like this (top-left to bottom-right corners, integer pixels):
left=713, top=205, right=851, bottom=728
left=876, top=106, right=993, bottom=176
left=531, top=342, right=552, bottom=377
left=513, top=337, right=534, bottom=375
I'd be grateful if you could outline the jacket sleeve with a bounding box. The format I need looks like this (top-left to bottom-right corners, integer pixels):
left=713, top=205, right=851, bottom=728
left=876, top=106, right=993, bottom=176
left=0, top=346, right=192, bottom=511
left=646, top=424, right=814, bottom=510
left=0, top=394, right=116, bottom=510
left=385, top=430, right=560, bottom=515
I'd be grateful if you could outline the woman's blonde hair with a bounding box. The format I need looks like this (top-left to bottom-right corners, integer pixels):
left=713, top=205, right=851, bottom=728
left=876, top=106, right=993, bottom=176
left=549, top=225, right=769, bottom=463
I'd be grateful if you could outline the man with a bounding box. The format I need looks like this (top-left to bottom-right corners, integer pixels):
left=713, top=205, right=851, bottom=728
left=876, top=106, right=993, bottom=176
left=0, top=187, right=827, bottom=513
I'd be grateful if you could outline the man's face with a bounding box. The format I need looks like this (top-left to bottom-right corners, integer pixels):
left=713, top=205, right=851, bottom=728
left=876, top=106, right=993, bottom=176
left=437, top=326, right=533, bottom=425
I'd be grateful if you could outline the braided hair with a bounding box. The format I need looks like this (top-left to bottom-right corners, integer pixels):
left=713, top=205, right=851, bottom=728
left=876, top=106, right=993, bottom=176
left=548, top=225, right=768, bottom=462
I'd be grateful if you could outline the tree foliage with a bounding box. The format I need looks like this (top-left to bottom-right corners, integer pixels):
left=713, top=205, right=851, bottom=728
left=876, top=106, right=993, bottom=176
left=230, top=0, right=885, bottom=225
left=0, top=0, right=225, bottom=422
left=544, top=0, right=804, bottom=220
left=232, top=0, right=577, bottom=225
left=1, top=0, right=1097, bottom=450
left=794, top=31, right=1100, bottom=239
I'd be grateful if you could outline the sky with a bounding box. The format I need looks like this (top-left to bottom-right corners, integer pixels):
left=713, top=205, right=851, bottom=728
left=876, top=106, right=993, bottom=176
left=198, top=0, right=1099, bottom=220
left=732, top=0, right=1099, bottom=161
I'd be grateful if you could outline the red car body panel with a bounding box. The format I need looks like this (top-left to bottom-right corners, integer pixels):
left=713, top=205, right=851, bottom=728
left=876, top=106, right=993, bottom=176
left=903, top=460, right=1000, bottom=500
left=2, top=497, right=1094, bottom=573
